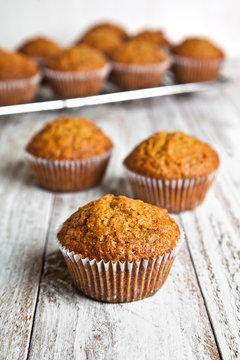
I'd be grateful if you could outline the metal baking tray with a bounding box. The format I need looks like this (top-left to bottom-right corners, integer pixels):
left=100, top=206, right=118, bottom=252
left=0, top=75, right=229, bottom=116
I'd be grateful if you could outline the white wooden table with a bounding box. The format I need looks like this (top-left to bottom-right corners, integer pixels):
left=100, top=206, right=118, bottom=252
left=1, top=60, right=240, bottom=360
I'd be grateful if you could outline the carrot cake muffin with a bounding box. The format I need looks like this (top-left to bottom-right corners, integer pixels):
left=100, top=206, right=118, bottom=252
left=57, top=194, right=182, bottom=302
left=18, top=36, right=62, bottom=65
left=83, top=22, right=128, bottom=40
left=0, top=50, right=40, bottom=105
left=78, top=28, right=124, bottom=56
left=109, top=39, right=170, bottom=89
left=171, top=37, right=224, bottom=83
left=45, top=45, right=110, bottom=97
left=124, top=132, right=219, bottom=212
left=133, top=29, right=171, bottom=48
left=26, top=117, right=113, bottom=191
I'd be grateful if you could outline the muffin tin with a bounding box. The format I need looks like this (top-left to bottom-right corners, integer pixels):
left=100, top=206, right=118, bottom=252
left=0, top=75, right=229, bottom=116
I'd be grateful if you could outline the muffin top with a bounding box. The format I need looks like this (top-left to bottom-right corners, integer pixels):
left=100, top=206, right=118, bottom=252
left=83, top=22, right=128, bottom=40
left=18, top=36, right=62, bottom=59
left=172, top=38, right=224, bottom=60
left=79, top=28, right=124, bottom=56
left=46, top=45, right=107, bottom=72
left=0, top=51, right=39, bottom=80
left=26, top=117, right=113, bottom=160
left=57, top=194, right=180, bottom=263
left=124, top=132, right=219, bottom=179
left=110, top=39, right=168, bottom=65
left=133, top=30, right=171, bottom=48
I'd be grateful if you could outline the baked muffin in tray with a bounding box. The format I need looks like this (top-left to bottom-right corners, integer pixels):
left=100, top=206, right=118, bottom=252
left=45, top=44, right=110, bottom=98
left=109, top=39, right=171, bottom=90
left=0, top=50, right=40, bottom=105
left=171, top=37, right=224, bottom=83
left=18, top=36, right=62, bottom=66
left=133, top=29, right=171, bottom=49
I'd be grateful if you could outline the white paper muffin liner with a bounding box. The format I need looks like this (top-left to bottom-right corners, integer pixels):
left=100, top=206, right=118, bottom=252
left=172, top=55, right=224, bottom=83
left=0, top=73, right=41, bottom=105
left=124, top=166, right=217, bottom=213
left=110, top=58, right=171, bottom=90
left=44, top=63, right=111, bottom=98
left=57, top=223, right=184, bottom=303
left=26, top=150, right=112, bottom=192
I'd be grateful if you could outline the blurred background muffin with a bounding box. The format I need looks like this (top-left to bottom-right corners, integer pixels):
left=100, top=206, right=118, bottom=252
left=77, top=28, right=125, bottom=56
left=81, top=21, right=128, bottom=41
left=132, top=29, right=171, bottom=49
left=171, top=37, right=224, bottom=83
left=45, top=44, right=110, bottom=98
left=26, top=116, right=113, bottom=191
left=57, top=194, right=182, bottom=302
left=110, top=38, right=171, bottom=89
left=18, top=36, right=62, bottom=67
left=124, top=131, right=220, bottom=212
left=0, top=50, right=40, bottom=105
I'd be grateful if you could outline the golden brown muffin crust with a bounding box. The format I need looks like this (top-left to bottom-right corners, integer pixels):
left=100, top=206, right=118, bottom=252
left=110, top=39, right=168, bottom=65
left=46, top=45, right=107, bottom=72
left=133, top=30, right=171, bottom=48
left=172, top=38, right=224, bottom=60
left=18, top=36, right=62, bottom=59
left=0, top=51, right=39, bottom=80
left=79, top=28, right=124, bottom=55
left=26, top=117, right=113, bottom=160
left=124, top=132, right=219, bottom=179
left=83, top=22, right=128, bottom=40
left=57, top=194, right=180, bottom=262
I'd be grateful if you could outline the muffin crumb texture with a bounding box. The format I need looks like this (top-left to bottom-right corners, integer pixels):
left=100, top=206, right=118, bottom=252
left=110, top=39, right=168, bottom=65
left=172, top=38, right=224, bottom=60
left=26, top=117, right=113, bottom=160
left=57, top=194, right=180, bottom=263
left=124, top=132, right=219, bottom=179
left=18, top=36, right=61, bottom=58
left=133, top=30, right=171, bottom=48
left=46, top=45, right=107, bottom=72
left=79, top=29, right=124, bottom=55
left=0, top=51, right=39, bottom=80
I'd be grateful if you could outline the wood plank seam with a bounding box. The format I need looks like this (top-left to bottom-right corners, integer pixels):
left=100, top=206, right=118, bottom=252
left=180, top=217, right=223, bottom=360
left=26, top=194, right=55, bottom=360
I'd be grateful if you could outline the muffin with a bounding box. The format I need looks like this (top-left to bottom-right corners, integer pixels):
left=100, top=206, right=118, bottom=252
left=124, top=132, right=219, bottom=212
left=45, top=45, right=110, bottom=98
left=78, top=28, right=124, bottom=56
left=57, top=194, right=183, bottom=303
left=0, top=50, right=40, bottom=105
left=133, top=30, right=171, bottom=49
left=82, top=22, right=128, bottom=41
left=109, top=39, right=171, bottom=90
left=171, top=37, right=224, bottom=83
left=26, top=117, right=113, bottom=191
left=18, top=36, right=62, bottom=67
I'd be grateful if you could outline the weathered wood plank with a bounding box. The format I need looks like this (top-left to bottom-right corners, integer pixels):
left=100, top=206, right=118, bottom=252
left=0, top=114, right=53, bottom=360
left=150, top=89, right=240, bottom=359
left=28, top=103, right=219, bottom=360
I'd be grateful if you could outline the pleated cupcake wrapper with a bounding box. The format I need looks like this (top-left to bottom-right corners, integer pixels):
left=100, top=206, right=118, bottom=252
left=0, top=73, right=41, bottom=105
left=26, top=150, right=112, bottom=192
left=172, top=55, right=224, bottom=83
left=44, top=63, right=111, bottom=98
left=124, top=166, right=217, bottom=213
left=57, top=225, right=184, bottom=303
left=110, top=58, right=171, bottom=90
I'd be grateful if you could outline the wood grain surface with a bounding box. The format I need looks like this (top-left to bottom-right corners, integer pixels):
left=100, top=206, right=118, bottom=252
left=0, top=62, right=240, bottom=360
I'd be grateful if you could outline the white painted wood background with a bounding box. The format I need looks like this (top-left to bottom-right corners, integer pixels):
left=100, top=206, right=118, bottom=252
left=1, top=0, right=240, bottom=56
left=0, top=60, right=240, bottom=360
